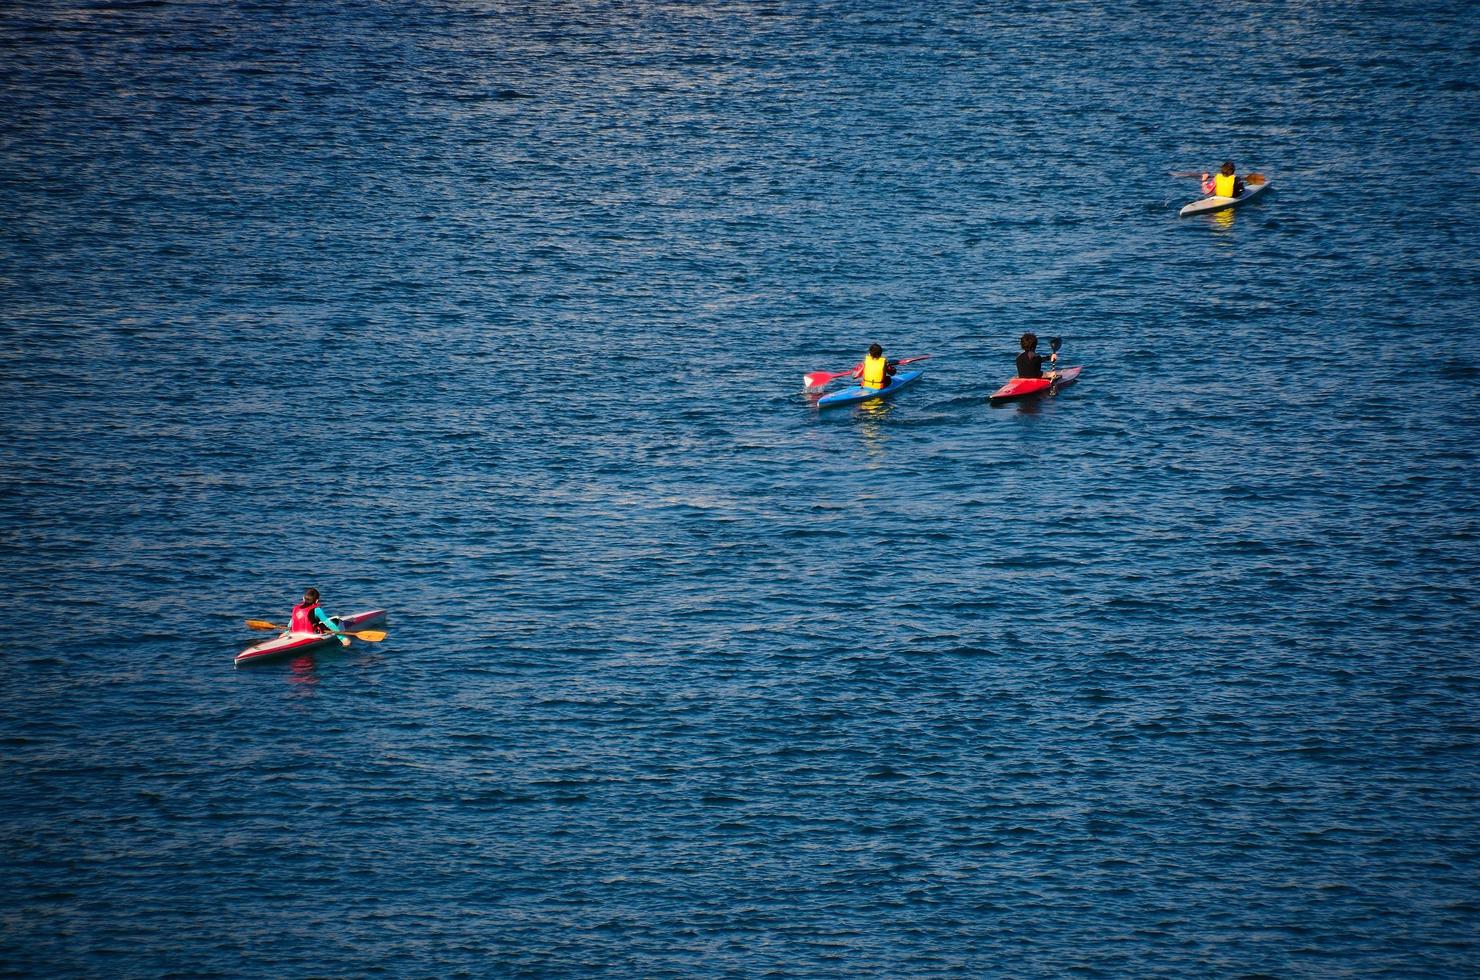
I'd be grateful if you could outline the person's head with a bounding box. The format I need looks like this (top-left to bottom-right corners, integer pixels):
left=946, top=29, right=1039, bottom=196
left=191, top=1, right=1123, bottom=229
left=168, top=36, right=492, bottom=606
left=1220, top=161, right=1235, bottom=176
left=1020, top=332, right=1038, bottom=352
left=868, top=343, right=883, bottom=358
left=302, top=587, right=320, bottom=606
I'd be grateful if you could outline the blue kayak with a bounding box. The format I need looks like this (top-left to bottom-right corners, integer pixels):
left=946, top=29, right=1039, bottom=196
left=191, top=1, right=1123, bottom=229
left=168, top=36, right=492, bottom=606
left=816, top=370, right=923, bottom=409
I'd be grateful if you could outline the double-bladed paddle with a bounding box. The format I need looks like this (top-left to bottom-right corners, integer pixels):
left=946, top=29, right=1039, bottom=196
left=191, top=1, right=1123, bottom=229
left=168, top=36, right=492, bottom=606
left=1171, top=170, right=1266, bottom=184
left=244, top=619, right=387, bottom=642
left=803, top=355, right=932, bottom=391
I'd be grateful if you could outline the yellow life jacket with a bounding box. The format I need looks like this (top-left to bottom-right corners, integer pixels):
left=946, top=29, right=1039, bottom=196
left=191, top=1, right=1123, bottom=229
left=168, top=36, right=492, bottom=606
left=1214, top=172, right=1237, bottom=197
left=861, top=354, right=888, bottom=389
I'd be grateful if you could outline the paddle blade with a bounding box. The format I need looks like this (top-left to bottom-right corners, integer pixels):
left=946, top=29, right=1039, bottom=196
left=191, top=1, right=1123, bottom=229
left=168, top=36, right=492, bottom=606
left=245, top=619, right=283, bottom=631
left=803, top=371, right=833, bottom=390
left=1049, top=337, right=1062, bottom=354
left=349, top=629, right=387, bottom=642
left=895, top=355, right=932, bottom=366
left=803, top=365, right=860, bottom=391
left=1246, top=172, right=1266, bottom=185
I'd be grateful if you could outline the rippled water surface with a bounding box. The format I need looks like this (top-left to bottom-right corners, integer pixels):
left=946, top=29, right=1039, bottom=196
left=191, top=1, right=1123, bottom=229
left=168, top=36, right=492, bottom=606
left=3, top=1, right=1479, bottom=975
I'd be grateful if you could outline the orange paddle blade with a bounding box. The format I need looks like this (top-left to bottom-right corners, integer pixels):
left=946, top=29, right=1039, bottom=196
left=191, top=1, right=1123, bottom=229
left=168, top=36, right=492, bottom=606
left=245, top=620, right=384, bottom=641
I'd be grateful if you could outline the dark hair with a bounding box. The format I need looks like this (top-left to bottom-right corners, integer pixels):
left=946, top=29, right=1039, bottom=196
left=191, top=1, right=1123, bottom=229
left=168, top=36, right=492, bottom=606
left=302, top=588, right=320, bottom=604
left=1221, top=161, right=1235, bottom=175
left=1020, top=332, right=1038, bottom=351
left=868, top=343, right=883, bottom=357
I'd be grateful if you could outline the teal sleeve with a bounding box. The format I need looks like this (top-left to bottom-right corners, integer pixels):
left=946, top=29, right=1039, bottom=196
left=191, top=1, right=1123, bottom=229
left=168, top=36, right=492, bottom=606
left=313, top=608, right=339, bottom=632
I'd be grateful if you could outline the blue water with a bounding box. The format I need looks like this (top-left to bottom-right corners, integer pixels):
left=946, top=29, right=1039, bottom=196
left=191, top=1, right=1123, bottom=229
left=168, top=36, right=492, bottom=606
left=3, top=1, right=1479, bottom=974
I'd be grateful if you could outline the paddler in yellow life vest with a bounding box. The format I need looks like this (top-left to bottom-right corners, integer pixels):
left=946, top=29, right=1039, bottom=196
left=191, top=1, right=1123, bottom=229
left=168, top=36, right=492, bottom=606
left=1201, top=160, right=1245, bottom=199
left=856, top=343, right=897, bottom=390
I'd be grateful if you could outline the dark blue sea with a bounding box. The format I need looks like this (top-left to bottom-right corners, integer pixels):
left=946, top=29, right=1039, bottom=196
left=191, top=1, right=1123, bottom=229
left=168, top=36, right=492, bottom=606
left=3, top=1, right=1479, bottom=975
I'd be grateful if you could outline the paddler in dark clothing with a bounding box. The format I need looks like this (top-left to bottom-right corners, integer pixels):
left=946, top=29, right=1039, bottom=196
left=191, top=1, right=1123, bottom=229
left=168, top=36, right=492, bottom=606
left=290, top=588, right=339, bottom=635
left=856, top=343, right=897, bottom=390
left=1016, top=332, right=1056, bottom=379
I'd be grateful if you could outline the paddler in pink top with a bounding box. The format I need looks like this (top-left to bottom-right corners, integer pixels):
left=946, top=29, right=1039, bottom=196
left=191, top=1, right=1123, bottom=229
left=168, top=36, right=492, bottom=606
left=290, top=588, right=340, bottom=635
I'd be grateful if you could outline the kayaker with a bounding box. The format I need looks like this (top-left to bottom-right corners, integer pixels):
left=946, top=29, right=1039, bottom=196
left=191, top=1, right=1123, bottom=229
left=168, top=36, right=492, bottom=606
left=856, top=343, right=897, bottom=390
left=1201, top=161, right=1244, bottom=198
left=290, top=588, right=339, bottom=635
left=1016, top=332, right=1056, bottom=379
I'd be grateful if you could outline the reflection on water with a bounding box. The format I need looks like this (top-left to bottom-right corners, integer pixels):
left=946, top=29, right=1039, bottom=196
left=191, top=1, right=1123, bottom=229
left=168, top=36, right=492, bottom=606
left=857, top=399, right=894, bottom=465
left=1012, top=396, right=1047, bottom=415
left=288, top=655, right=319, bottom=689
left=811, top=386, right=904, bottom=466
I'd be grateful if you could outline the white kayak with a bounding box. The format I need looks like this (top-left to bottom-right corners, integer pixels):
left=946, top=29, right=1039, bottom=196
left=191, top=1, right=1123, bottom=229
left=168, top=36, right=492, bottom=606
left=235, top=609, right=388, bottom=666
left=1179, top=179, right=1271, bottom=217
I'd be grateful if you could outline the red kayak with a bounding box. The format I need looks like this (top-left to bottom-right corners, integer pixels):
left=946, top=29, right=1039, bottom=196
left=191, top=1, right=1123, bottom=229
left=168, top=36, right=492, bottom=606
left=235, top=609, right=388, bottom=667
left=988, top=367, right=1082, bottom=405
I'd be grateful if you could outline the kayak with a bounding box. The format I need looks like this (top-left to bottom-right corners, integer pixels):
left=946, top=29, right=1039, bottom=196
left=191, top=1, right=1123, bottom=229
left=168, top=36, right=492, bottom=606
left=235, top=609, right=388, bottom=667
left=1179, top=180, right=1271, bottom=216
left=988, top=366, right=1082, bottom=405
left=817, top=370, right=923, bottom=409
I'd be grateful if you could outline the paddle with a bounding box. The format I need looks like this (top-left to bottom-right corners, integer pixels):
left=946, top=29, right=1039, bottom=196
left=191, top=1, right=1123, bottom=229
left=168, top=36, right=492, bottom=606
left=1048, top=337, right=1062, bottom=382
left=803, top=355, right=932, bottom=391
left=803, top=364, right=861, bottom=390
left=1172, top=170, right=1266, bottom=186
left=244, top=619, right=387, bottom=642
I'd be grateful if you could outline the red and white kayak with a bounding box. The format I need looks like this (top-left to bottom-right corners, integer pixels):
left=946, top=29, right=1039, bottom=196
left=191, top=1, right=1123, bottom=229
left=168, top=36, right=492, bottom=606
left=235, top=609, right=388, bottom=667
left=988, top=366, right=1082, bottom=405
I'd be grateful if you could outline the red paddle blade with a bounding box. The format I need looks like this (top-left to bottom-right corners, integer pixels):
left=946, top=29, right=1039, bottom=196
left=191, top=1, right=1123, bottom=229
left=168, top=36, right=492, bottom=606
left=802, top=371, right=835, bottom=390
left=803, top=364, right=861, bottom=391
